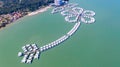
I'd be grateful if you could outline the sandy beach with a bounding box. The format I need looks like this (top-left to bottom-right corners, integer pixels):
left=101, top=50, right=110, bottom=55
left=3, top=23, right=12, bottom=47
left=0, top=6, right=51, bottom=30
left=28, top=6, right=51, bottom=16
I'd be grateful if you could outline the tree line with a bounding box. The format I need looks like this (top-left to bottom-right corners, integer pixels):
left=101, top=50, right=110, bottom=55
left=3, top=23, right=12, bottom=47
left=0, top=0, right=54, bottom=15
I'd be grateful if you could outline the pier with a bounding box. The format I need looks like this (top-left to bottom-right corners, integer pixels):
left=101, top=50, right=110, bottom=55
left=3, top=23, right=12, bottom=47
left=18, top=3, right=96, bottom=64
left=40, top=35, right=69, bottom=52
left=18, top=20, right=81, bottom=64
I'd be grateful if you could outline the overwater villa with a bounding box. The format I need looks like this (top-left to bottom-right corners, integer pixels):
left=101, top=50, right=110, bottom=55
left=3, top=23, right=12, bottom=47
left=18, top=0, right=96, bottom=64
left=18, top=44, right=40, bottom=64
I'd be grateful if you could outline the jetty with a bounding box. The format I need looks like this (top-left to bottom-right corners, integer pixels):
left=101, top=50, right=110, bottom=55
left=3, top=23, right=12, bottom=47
left=18, top=2, right=96, bottom=64
left=40, top=21, right=81, bottom=52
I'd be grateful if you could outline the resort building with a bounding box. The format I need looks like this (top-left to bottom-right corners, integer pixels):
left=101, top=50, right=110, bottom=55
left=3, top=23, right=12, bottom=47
left=54, top=0, right=69, bottom=6
left=54, top=0, right=62, bottom=6
left=18, top=44, right=40, bottom=64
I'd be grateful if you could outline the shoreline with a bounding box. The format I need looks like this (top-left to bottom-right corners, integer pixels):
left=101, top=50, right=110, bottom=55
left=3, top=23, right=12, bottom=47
left=28, top=6, right=51, bottom=16
left=0, top=6, right=51, bottom=30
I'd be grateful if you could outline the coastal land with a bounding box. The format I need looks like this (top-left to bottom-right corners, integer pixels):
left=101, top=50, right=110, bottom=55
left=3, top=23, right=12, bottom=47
left=0, top=6, right=50, bottom=29
left=0, top=0, right=54, bottom=29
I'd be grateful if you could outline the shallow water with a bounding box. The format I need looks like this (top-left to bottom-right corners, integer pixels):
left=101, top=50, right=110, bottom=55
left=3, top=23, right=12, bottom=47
left=0, top=0, right=120, bottom=67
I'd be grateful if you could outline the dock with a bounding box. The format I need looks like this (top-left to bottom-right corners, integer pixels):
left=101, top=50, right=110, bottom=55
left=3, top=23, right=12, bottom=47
left=18, top=3, right=96, bottom=64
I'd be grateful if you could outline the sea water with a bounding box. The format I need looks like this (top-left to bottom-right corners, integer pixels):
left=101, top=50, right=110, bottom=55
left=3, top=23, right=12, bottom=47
left=0, top=0, right=120, bottom=67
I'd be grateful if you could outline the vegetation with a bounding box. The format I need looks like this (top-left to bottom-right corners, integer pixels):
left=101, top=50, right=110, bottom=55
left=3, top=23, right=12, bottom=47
left=0, top=0, right=54, bottom=28
left=0, top=0, right=54, bottom=15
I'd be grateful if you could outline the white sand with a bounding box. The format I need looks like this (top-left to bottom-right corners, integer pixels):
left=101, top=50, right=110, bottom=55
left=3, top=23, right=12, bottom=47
left=28, top=6, right=51, bottom=16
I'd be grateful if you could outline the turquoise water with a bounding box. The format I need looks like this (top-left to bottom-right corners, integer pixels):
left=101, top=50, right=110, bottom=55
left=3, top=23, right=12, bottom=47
left=0, top=0, right=120, bottom=67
